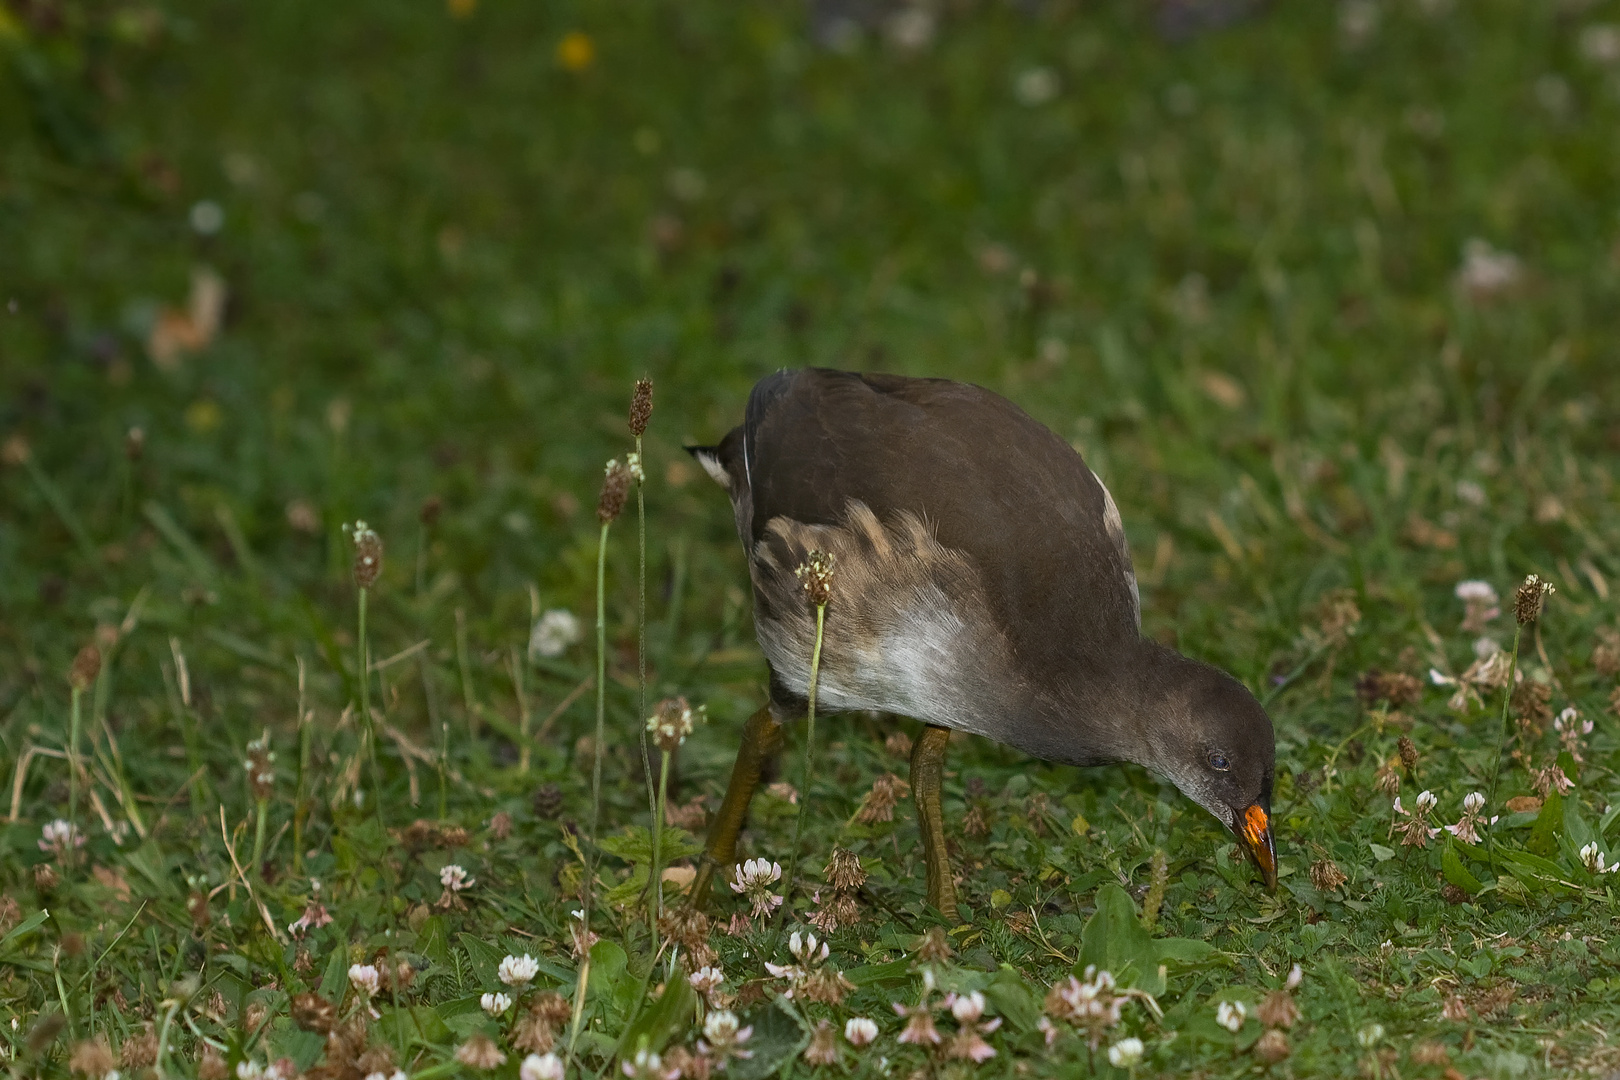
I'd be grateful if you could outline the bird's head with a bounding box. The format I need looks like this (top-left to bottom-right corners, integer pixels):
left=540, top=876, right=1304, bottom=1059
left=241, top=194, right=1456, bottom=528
left=1139, top=652, right=1277, bottom=890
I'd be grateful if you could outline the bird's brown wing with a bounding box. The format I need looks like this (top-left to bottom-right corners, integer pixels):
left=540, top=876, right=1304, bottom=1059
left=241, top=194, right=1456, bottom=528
left=724, top=368, right=1140, bottom=682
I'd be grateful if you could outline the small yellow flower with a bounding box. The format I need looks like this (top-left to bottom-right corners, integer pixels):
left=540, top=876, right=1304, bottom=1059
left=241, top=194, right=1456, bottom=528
left=557, top=31, right=595, bottom=71
left=446, top=0, right=477, bottom=18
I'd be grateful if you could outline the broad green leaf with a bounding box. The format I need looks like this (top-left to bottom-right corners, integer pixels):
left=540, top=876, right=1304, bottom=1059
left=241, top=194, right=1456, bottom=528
left=416, top=915, right=450, bottom=966
left=319, top=947, right=349, bottom=1000
left=1076, top=884, right=1212, bottom=997
left=728, top=1001, right=808, bottom=1080
left=845, top=959, right=911, bottom=987
left=1442, top=840, right=1482, bottom=894
left=618, top=966, right=695, bottom=1055
left=1527, top=790, right=1563, bottom=857
left=1563, top=796, right=1595, bottom=852
left=983, top=965, right=1042, bottom=1034
left=586, top=940, right=628, bottom=1005
left=598, top=825, right=702, bottom=863
left=0, top=909, right=50, bottom=954
left=1368, top=843, right=1396, bottom=862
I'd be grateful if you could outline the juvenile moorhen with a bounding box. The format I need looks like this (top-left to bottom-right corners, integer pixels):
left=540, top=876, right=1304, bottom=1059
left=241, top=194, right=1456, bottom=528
left=687, top=368, right=1276, bottom=921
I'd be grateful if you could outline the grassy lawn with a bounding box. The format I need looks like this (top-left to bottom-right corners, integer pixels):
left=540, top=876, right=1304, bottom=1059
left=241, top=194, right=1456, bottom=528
left=5, top=0, right=1620, bottom=1076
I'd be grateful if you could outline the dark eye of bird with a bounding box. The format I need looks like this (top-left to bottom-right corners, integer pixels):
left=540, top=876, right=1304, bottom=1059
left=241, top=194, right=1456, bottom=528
left=1209, top=752, right=1230, bottom=771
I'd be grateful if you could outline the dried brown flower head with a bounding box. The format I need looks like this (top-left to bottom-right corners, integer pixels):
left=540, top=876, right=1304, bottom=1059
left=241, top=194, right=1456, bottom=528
left=489, top=811, right=512, bottom=839
left=1252, top=1027, right=1291, bottom=1064
left=1397, top=735, right=1419, bottom=772
left=349, top=522, right=383, bottom=589
left=1513, top=574, right=1554, bottom=625
left=628, top=377, right=654, bottom=437
left=855, top=773, right=910, bottom=823
left=1511, top=680, right=1552, bottom=738
left=658, top=908, right=716, bottom=969
left=1, top=434, right=30, bottom=466
left=292, top=991, right=336, bottom=1034
left=1355, top=669, right=1423, bottom=708
left=884, top=730, right=913, bottom=757
left=1257, top=991, right=1299, bottom=1029
left=34, top=863, right=59, bottom=891
left=825, top=848, right=867, bottom=893
left=1311, top=588, right=1362, bottom=646
left=0, top=894, right=20, bottom=935
left=647, top=696, right=699, bottom=752
left=962, top=804, right=990, bottom=837
left=803, top=1020, right=840, bottom=1066
left=1309, top=858, right=1348, bottom=892
left=419, top=495, right=443, bottom=527
left=69, top=645, right=101, bottom=692
left=1441, top=995, right=1469, bottom=1022
left=807, top=892, right=861, bottom=933
left=454, top=1034, right=506, bottom=1070
left=532, top=782, right=563, bottom=818
left=1593, top=627, right=1620, bottom=677
left=197, top=1044, right=228, bottom=1080
left=800, top=965, right=856, bottom=1006
left=1373, top=758, right=1401, bottom=796
left=70, top=1038, right=116, bottom=1077
left=913, top=926, right=954, bottom=964
left=1411, top=1040, right=1451, bottom=1066
left=597, top=459, right=631, bottom=524
left=355, top=1044, right=396, bottom=1076
left=120, top=1026, right=158, bottom=1069
left=1532, top=760, right=1574, bottom=797
left=245, top=732, right=275, bottom=801
left=795, top=549, right=836, bottom=607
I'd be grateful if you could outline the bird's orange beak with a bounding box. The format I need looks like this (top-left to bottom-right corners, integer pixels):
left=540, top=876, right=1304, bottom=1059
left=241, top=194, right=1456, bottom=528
left=1237, top=803, right=1277, bottom=892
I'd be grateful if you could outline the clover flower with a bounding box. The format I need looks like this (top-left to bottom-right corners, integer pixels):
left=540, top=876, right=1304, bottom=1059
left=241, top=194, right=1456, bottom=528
left=1042, top=966, right=1157, bottom=1052
left=1579, top=843, right=1620, bottom=874
left=1444, top=791, right=1495, bottom=845
left=528, top=610, right=582, bottom=661
left=481, top=993, right=513, bottom=1017
left=520, top=1053, right=565, bottom=1080
left=1216, top=1000, right=1247, bottom=1033
left=943, top=991, right=1002, bottom=1062
left=1107, top=1037, right=1145, bottom=1068
left=1555, top=707, right=1594, bottom=763
left=729, top=858, right=783, bottom=918
left=697, top=1009, right=752, bottom=1066
left=1393, top=791, right=1439, bottom=847
left=348, top=964, right=380, bottom=997
left=456, top=1035, right=506, bottom=1070
left=619, top=1049, right=676, bottom=1080
left=1533, top=760, right=1574, bottom=797
left=39, top=819, right=85, bottom=858
left=1356, top=1022, right=1385, bottom=1048
left=499, top=954, right=541, bottom=987
left=688, top=965, right=724, bottom=1003
left=287, top=901, right=333, bottom=937
left=843, top=1018, right=878, bottom=1047
left=1455, top=580, right=1500, bottom=634
left=441, top=864, right=474, bottom=891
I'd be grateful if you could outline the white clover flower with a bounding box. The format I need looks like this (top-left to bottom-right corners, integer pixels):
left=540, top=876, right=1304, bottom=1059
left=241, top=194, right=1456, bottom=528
left=1356, top=1022, right=1385, bottom=1047
left=844, top=1017, right=878, bottom=1046
left=499, top=954, right=540, bottom=986
left=950, top=990, right=986, bottom=1024
left=1285, top=963, right=1303, bottom=991
left=688, top=966, right=724, bottom=995
left=1415, top=790, right=1437, bottom=814
left=481, top=992, right=513, bottom=1016
left=1216, top=1000, right=1246, bottom=1033
left=1454, top=580, right=1498, bottom=603
left=440, top=864, right=474, bottom=891
left=520, top=1053, right=565, bottom=1080
left=38, top=819, right=85, bottom=854
left=528, top=610, right=583, bottom=661
left=348, top=963, right=380, bottom=997
left=788, top=930, right=828, bottom=965
left=236, top=1062, right=264, bottom=1080
left=1463, top=792, right=1485, bottom=813
left=1107, top=1037, right=1145, bottom=1068
left=729, top=858, right=784, bottom=918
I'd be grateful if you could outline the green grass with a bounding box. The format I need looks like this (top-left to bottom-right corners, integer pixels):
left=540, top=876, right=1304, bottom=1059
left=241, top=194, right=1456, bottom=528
left=5, top=0, right=1620, bottom=1076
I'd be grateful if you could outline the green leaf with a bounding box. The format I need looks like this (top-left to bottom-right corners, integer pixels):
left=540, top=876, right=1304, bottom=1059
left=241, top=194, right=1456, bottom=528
left=845, top=959, right=911, bottom=987
left=318, top=947, right=349, bottom=1000
left=618, top=966, right=695, bottom=1055
left=416, top=916, right=450, bottom=966
left=1368, top=843, right=1396, bottom=862
left=1527, top=789, right=1563, bottom=857
left=597, top=825, right=703, bottom=864
left=586, top=940, right=628, bottom=1006
left=603, top=865, right=651, bottom=908
left=1442, top=840, right=1483, bottom=895
left=1076, top=884, right=1212, bottom=997
left=458, top=934, right=508, bottom=985
left=728, top=1001, right=808, bottom=1080
left=0, top=909, right=50, bottom=955
left=983, top=965, right=1043, bottom=1034
left=1563, top=795, right=1595, bottom=852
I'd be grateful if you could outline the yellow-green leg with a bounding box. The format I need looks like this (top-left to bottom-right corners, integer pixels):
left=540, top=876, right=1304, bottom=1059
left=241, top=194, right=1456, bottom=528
left=688, top=704, right=786, bottom=910
left=910, top=724, right=959, bottom=923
